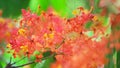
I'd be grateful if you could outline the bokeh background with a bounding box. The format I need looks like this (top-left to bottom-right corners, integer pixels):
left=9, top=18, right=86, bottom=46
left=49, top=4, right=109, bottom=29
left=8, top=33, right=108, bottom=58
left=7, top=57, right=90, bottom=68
left=0, top=0, right=120, bottom=68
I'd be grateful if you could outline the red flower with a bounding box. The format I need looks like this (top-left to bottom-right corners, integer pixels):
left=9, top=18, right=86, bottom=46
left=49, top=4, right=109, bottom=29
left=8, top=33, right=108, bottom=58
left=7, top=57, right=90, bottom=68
left=7, top=7, right=110, bottom=68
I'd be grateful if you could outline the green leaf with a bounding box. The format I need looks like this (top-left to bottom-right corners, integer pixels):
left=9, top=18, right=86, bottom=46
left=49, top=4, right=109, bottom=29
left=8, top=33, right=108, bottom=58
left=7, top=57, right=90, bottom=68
left=29, top=0, right=50, bottom=14
left=92, top=0, right=101, bottom=13
left=85, top=21, right=92, bottom=29
left=0, top=0, right=29, bottom=18
left=66, top=0, right=90, bottom=17
left=50, top=0, right=68, bottom=17
left=85, top=31, right=94, bottom=37
left=2, top=50, right=29, bottom=67
left=43, top=51, right=52, bottom=58
left=34, top=56, right=55, bottom=68
left=105, top=48, right=116, bottom=68
left=0, top=63, right=3, bottom=68
left=117, top=51, right=120, bottom=68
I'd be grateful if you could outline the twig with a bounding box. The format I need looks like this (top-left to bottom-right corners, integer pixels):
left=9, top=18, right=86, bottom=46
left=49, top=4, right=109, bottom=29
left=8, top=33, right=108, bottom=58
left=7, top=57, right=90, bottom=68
left=9, top=57, right=12, bottom=64
left=15, top=61, right=35, bottom=67
left=12, top=57, right=26, bottom=65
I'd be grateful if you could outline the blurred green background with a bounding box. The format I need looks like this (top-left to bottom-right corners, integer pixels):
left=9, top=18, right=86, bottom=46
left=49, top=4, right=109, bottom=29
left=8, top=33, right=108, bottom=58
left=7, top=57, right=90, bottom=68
left=0, top=0, right=92, bottom=18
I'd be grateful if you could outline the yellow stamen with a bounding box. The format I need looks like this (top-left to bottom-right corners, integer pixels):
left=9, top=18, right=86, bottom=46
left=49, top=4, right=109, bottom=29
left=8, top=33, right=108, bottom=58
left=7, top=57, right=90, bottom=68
left=43, top=33, right=48, bottom=39
left=5, top=32, right=11, bottom=37
left=18, top=28, right=26, bottom=36
left=8, top=23, right=14, bottom=28
left=48, top=32, right=54, bottom=39
left=92, top=16, right=98, bottom=22
left=43, top=32, right=54, bottom=39
left=6, top=44, right=11, bottom=49
left=0, top=18, right=5, bottom=24
left=58, top=64, right=62, bottom=68
left=20, top=45, right=28, bottom=52
left=72, top=10, right=78, bottom=15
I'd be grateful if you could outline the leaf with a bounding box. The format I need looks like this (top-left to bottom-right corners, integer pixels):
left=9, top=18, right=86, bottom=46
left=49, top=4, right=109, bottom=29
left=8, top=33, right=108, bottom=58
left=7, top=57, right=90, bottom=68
left=117, top=50, right=120, bottom=68
left=66, top=0, right=90, bottom=10
left=34, top=56, right=55, bottom=68
left=66, top=0, right=91, bottom=17
left=29, top=0, right=50, bottom=14
left=85, top=21, right=92, bottom=29
left=2, top=50, right=29, bottom=68
left=105, top=48, right=116, bottom=68
left=50, top=0, right=68, bottom=17
left=92, top=0, right=101, bottom=13
left=0, top=0, right=29, bottom=18
left=43, top=51, right=52, bottom=58
left=0, top=63, right=3, bottom=68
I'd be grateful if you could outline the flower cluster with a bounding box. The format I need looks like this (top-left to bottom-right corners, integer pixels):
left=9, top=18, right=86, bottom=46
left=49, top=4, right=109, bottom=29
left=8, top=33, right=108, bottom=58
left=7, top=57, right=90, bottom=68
left=7, top=8, right=64, bottom=58
left=0, top=17, right=15, bottom=43
left=51, top=7, right=109, bottom=68
left=7, top=7, right=110, bottom=68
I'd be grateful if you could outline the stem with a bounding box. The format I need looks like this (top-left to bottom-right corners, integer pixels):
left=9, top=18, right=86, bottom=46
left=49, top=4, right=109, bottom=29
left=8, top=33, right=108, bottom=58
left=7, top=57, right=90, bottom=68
left=12, top=57, right=26, bottom=65
left=15, top=53, right=56, bottom=67
left=9, top=57, right=12, bottom=64
left=15, top=61, right=35, bottom=67
left=42, top=53, right=56, bottom=60
left=55, top=38, right=65, bottom=49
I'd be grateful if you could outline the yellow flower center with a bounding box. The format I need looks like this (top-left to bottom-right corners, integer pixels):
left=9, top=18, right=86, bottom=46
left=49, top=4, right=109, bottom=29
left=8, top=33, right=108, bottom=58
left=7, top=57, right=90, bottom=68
left=20, top=45, right=28, bottom=52
left=43, top=32, right=54, bottom=39
left=18, top=28, right=26, bottom=36
left=6, top=44, right=11, bottom=49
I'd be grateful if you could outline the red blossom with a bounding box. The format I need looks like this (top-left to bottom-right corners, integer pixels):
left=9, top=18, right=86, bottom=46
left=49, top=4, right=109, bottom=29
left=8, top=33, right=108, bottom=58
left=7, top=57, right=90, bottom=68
left=7, top=7, right=110, bottom=68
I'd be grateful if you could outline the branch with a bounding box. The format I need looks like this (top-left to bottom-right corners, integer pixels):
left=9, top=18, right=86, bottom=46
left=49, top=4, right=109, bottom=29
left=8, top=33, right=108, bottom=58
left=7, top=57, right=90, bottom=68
left=15, top=61, right=35, bottom=67
left=12, top=57, right=26, bottom=65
